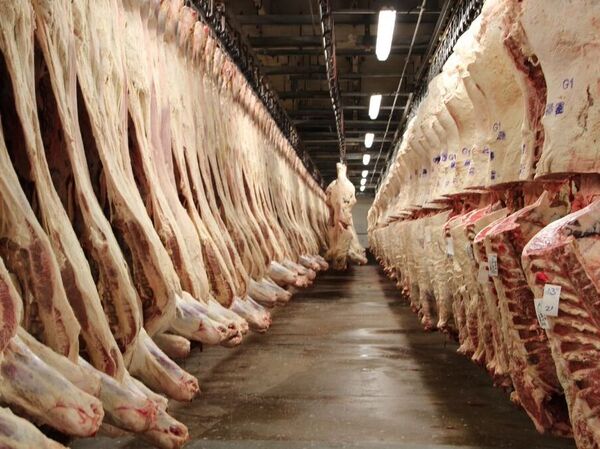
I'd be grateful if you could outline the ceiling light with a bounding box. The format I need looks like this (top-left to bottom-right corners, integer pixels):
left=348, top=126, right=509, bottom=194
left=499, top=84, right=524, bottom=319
left=361, top=170, right=368, bottom=178
left=364, top=132, right=374, bottom=148
left=369, top=94, right=382, bottom=120
left=362, top=154, right=371, bottom=165
left=376, top=9, right=396, bottom=61
left=360, top=185, right=366, bottom=192
left=360, top=178, right=366, bottom=186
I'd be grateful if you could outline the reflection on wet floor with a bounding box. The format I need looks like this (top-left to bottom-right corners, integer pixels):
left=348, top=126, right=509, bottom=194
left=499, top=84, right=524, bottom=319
left=72, top=261, right=575, bottom=449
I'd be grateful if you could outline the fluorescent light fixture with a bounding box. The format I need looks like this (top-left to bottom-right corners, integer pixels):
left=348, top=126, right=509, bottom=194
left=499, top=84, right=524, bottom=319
left=364, top=132, right=374, bottom=148
left=360, top=178, right=367, bottom=186
left=361, top=170, right=368, bottom=178
left=376, top=9, right=396, bottom=61
left=369, top=94, right=382, bottom=120
left=362, top=154, right=371, bottom=165
left=360, top=185, right=366, bottom=192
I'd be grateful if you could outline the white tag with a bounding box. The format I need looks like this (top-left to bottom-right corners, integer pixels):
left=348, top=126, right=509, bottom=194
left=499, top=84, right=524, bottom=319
left=465, top=243, right=474, bottom=260
left=488, top=253, right=498, bottom=276
left=446, top=237, right=454, bottom=256
left=534, top=298, right=550, bottom=329
left=477, top=263, right=488, bottom=283
left=425, top=231, right=432, bottom=244
left=541, top=284, right=561, bottom=317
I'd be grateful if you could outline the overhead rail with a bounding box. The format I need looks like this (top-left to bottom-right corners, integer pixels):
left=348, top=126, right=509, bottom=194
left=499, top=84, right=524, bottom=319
left=318, top=0, right=347, bottom=163
left=187, top=0, right=324, bottom=187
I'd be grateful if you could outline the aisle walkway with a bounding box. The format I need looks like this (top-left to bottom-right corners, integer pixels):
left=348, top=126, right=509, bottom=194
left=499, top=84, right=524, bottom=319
left=75, top=262, right=575, bottom=449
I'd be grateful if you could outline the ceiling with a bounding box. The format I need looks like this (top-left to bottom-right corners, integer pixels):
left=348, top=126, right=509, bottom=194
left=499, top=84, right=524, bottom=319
left=223, top=0, right=450, bottom=192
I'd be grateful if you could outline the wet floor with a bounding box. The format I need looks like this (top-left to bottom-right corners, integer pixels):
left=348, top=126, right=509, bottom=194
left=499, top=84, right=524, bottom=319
left=73, top=261, right=575, bottom=449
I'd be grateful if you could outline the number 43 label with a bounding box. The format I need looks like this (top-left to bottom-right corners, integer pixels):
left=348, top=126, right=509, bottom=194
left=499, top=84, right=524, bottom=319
left=541, top=284, right=561, bottom=317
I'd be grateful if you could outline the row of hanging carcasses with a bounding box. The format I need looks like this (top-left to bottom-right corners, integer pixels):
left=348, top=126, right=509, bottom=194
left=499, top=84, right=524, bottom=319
left=0, top=0, right=330, bottom=448
left=368, top=1, right=600, bottom=448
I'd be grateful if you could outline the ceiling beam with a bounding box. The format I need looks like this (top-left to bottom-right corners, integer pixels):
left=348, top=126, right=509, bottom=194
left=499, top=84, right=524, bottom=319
left=279, top=91, right=411, bottom=99
left=300, top=129, right=390, bottom=138
left=235, top=11, right=440, bottom=25
left=249, top=35, right=427, bottom=49
left=264, top=66, right=415, bottom=80
left=289, top=72, right=413, bottom=80
left=294, top=122, right=397, bottom=128
left=288, top=106, right=403, bottom=116
left=255, top=44, right=428, bottom=56
left=264, top=65, right=325, bottom=75
left=304, top=137, right=393, bottom=144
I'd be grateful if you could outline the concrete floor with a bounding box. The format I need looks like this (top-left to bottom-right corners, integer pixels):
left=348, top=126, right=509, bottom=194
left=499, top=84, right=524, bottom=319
left=73, top=262, right=575, bottom=449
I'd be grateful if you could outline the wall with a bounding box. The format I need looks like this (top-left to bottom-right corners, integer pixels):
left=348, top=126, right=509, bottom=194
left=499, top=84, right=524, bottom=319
left=353, top=194, right=373, bottom=249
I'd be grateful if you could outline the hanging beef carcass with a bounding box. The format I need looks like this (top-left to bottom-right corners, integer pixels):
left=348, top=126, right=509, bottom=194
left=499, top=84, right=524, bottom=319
left=70, top=0, right=199, bottom=401
left=484, top=189, right=571, bottom=435
left=522, top=191, right=600, bottom=448
left=0, top=406, right=67, bottom=449
left=325, top=163, right=367, bottom=270
left=0, top=1, right=192, bottom=446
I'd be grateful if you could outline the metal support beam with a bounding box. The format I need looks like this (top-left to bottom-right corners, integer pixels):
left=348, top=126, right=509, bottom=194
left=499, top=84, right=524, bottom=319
left=235, top=11, right=441, bottom=25
left=296, top=119, right=396, bottom=126
left=255, top=43, right=428, bottom=56
left=264, top=65, right=326, bottom=75
left=304, top=137, right=394, bottom=144
left=288, top=106, right=402, bottom=116
left=249, top=35, right=427, bottom=48
left=279, top=90, right=411, bottom=99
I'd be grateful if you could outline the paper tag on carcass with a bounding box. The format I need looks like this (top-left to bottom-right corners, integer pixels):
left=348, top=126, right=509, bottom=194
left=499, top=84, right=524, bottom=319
left=477, top=263, right=488, bottom=283
left=446, top=237, right=454, bottom=256
left=541, top=284, right=561, bottom=317
left=465, top=243, right=474, bottom=260
left=534, top=298, right=550, bottom=329
left=425, top=230, right=432, bottom=244
left=488, top=253, right=498, bottom=277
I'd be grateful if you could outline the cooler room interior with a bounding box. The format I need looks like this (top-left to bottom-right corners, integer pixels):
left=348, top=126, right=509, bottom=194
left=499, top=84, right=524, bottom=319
left=0, top=0, right=596, bottom=448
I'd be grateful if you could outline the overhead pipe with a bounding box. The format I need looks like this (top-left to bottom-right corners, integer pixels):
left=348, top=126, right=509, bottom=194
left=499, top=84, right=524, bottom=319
left=317, top=0, right=347, bottom=163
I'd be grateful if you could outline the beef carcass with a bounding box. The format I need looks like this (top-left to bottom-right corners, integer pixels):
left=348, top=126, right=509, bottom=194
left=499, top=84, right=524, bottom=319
left=484, top=189, right=571, bottom=435
left=71, top=0, right=198, bottom=400
left=153, top=334, right=191, bottom=360
left=325, top=163, right=367, bottom=270
left=0, top=254, right=102, bottom=437
left=0, top=406, right=66, bottom=449
left=522, top=193, right=600, bottom=448
left=517, top=0, right=600, bottom=177
left=455, top=204, right=509, bottom=378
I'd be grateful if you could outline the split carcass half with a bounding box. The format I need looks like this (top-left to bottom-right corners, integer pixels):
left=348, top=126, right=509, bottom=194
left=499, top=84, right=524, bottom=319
left=325, top=163, right=367, bottom=270
left=485, top=190, right=571, bottom=435
left=522, top=196, right=600, bottom=448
